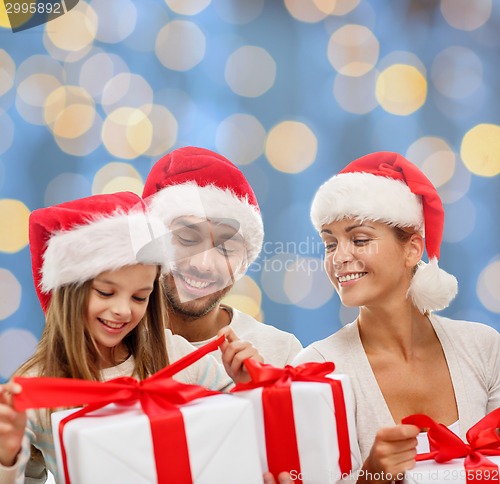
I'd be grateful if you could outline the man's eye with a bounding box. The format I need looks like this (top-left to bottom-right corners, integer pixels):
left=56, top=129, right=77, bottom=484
left=176, top=235, right=197, bottom=245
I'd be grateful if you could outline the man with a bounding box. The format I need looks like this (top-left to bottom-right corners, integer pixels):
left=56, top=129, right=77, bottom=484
left=142, top=146, right=302, bottom=366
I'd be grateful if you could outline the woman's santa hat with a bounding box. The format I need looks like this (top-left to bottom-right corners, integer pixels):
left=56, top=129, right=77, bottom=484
left=29, top=191, right=167, bottom=312
left=142, top=146, right=264, bottom=267
left=310, top=151, right=458, bottom=313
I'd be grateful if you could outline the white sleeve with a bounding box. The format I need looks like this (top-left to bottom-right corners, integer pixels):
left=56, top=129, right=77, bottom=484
left=0, top=433, right=32, bottom=484
left=165, top=330, right=233, bottom=392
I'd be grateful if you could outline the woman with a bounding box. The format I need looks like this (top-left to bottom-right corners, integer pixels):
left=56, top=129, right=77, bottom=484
left=293, top=152, right=500, bottom=482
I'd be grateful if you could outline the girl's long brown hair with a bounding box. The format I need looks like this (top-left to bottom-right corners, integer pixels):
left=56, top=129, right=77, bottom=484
left=17, top=267, right=169, bottom=381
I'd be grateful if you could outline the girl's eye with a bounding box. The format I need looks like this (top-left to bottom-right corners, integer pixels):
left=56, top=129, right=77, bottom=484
left=95, top=289, right=112, bottom=297
left=133, top=295, right=148, bottom=303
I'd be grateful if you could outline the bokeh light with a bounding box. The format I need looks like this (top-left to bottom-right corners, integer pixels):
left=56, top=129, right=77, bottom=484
left=0, top=269, right=22, bottom=320
left=440, top=0, right=492, bottom=31
left=101, top=73, right=154, bottom=114
left=461, top=124, right=500, bottom=177
left=102, top=107, right=153, bottom=159
left=0, top=199, right=30, bottom=253
left=143, top=104, right=178, bottom=156
left=376, top=64, right=427, bottom=115
left=333, top=70, right=378, bottom=114
left=0, top=112, right=14, bottom=156
left=215, top=114, right=266, bottom=166
left=0, top=329, right=38, bottom=380
left=431, top=46, right=483, bottom=100
left=214, top=0, right=264, bottom=25
left=156, top=20, right=206, bottom=71
left=91, top=0, right=137, bottom=44
left=165, top=0, right=211, bottom=16
left=327, top=24, right=379, bottom=76
left=442, top=196, right=476, bottom=243
left=225, top=46, right=276, bottom=98
left=406, top=137, right=456, bottom=188
left=79, top=52, right=130, bottom=101
left=477, top=259, right=500, bottom=313
left=44, top=1, right=98, bottom=62
left=223, top=275, right=262, bottom=319
left=284, top=0, right=328, bottom=23
left=266, top=121, right=317, bottom=173
left=44, top=86, right=96, bottom=139
left=92, top=163, right=143, bottom=195
left=45, top=173, right=92, bottom=206
left=0, top=50, right=15, bottom=97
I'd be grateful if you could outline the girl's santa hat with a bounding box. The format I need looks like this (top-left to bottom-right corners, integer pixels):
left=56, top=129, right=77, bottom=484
left=142, top=146, right=264, bottom=267
left=310, top=151, right=458, bottom=313
left=29, top=191, right=167, bottom=312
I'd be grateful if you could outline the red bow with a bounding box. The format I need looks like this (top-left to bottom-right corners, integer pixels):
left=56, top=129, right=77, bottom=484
left=232, top=359, right=352, bottom=479
left=14, top=335, right=225, bottom=484
left=403, top=409, right=500, bottom=483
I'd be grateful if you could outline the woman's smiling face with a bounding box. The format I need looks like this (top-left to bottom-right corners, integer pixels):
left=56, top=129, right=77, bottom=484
left=320, top=218, right=414, bottom=308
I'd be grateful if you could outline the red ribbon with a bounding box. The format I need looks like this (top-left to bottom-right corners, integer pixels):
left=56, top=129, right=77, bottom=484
left=403, top=409, right=500, bottom=483
left=14, top=335, right=225, bottom=484
left=231, top=359, right=352, bottom=480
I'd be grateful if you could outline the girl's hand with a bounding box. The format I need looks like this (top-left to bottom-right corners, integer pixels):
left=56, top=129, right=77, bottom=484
left=0, top=382, right=26, bottom=467
left=263, top=471, right=293, bottom=484
left=218, top=326, right=263, bottom=384
left=359, top=424, right=420, bottom=483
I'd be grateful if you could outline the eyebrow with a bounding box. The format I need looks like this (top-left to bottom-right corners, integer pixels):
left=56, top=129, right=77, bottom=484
left=93, top=280, right=154, bottom=292
left=320, top=223, right=375, bottom=235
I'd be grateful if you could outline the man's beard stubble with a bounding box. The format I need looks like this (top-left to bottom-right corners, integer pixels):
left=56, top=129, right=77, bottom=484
left=162, top=275, right=232, bottom=319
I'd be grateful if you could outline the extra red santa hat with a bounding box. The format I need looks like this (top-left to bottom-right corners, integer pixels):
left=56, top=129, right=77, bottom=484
left=142, top=146, right=264, bottom=266
left=29, top=191, right=167, bottom=312
left=310, top=151, right=458, bottom=313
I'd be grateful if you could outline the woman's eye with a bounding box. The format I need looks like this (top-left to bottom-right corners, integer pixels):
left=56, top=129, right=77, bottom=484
left=353, top=239, right=370, bottom=246
left=324, top=243, right=337, bottom=252
left=96, top=289, right=112, bottom=297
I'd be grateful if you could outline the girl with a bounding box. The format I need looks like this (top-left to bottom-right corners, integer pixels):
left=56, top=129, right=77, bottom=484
left=293, top=152, right=500, bottom=483
left=0, top=191, right=259, bottom=483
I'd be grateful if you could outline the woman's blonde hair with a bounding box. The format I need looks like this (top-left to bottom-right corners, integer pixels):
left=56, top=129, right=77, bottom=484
left=17, top=266, right=169, bottom=381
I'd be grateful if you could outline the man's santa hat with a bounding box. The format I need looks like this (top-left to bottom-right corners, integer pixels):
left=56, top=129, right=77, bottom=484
left=310, top=151, right=458, bottom=313
left=142, top=146, right=264, bottom=267
left=29, top=191, right=167, bottom=312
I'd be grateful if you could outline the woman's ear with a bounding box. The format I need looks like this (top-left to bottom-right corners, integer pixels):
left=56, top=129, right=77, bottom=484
left=407, top=233, right=425, bottom=267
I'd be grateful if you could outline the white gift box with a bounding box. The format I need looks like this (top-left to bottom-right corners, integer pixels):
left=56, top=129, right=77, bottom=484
left=52, top=394, right=263, bottom=484
left=234, top=374, right=362, bottom=484
left=404, top=456, right=500, bottom=484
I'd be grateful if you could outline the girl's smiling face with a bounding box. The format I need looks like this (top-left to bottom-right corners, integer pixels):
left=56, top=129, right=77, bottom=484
left=321, top=218, right=418, bottom=309
left=86, top=264, right=157, bottom=367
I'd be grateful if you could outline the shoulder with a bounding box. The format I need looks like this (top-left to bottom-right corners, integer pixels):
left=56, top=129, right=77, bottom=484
left=164, top=329, right=198, bottom=362
left=230, top=307, right=301, bottom=344
left=432, top=314, right=499, bottom=346
left=292, top=321, right=358, bottom=365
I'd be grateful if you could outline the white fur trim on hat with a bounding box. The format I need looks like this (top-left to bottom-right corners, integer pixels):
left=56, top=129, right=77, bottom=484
left=41, top=212, right=168, bottom=292
left=147, top=182, right=264, bottom=266
left=311, top=172, right=424, bottom=232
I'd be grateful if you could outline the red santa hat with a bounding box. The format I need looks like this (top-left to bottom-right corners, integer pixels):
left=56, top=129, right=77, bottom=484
left=310, top=151, right=458, bottom=313
left=29, top=191, right=167, bottom=313
left=142, top=146, right=264, bottom=266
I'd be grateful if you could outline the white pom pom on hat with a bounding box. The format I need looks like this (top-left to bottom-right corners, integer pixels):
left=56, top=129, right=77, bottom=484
left=310, top=151, right=458, bottom=313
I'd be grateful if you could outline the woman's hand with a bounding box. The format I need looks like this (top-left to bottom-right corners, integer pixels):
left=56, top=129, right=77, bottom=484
left=358, top=424, right=420, bottom=483
left=0, top=381, right=26, bottom=467
left=218, top=326, right=263, bottom=384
